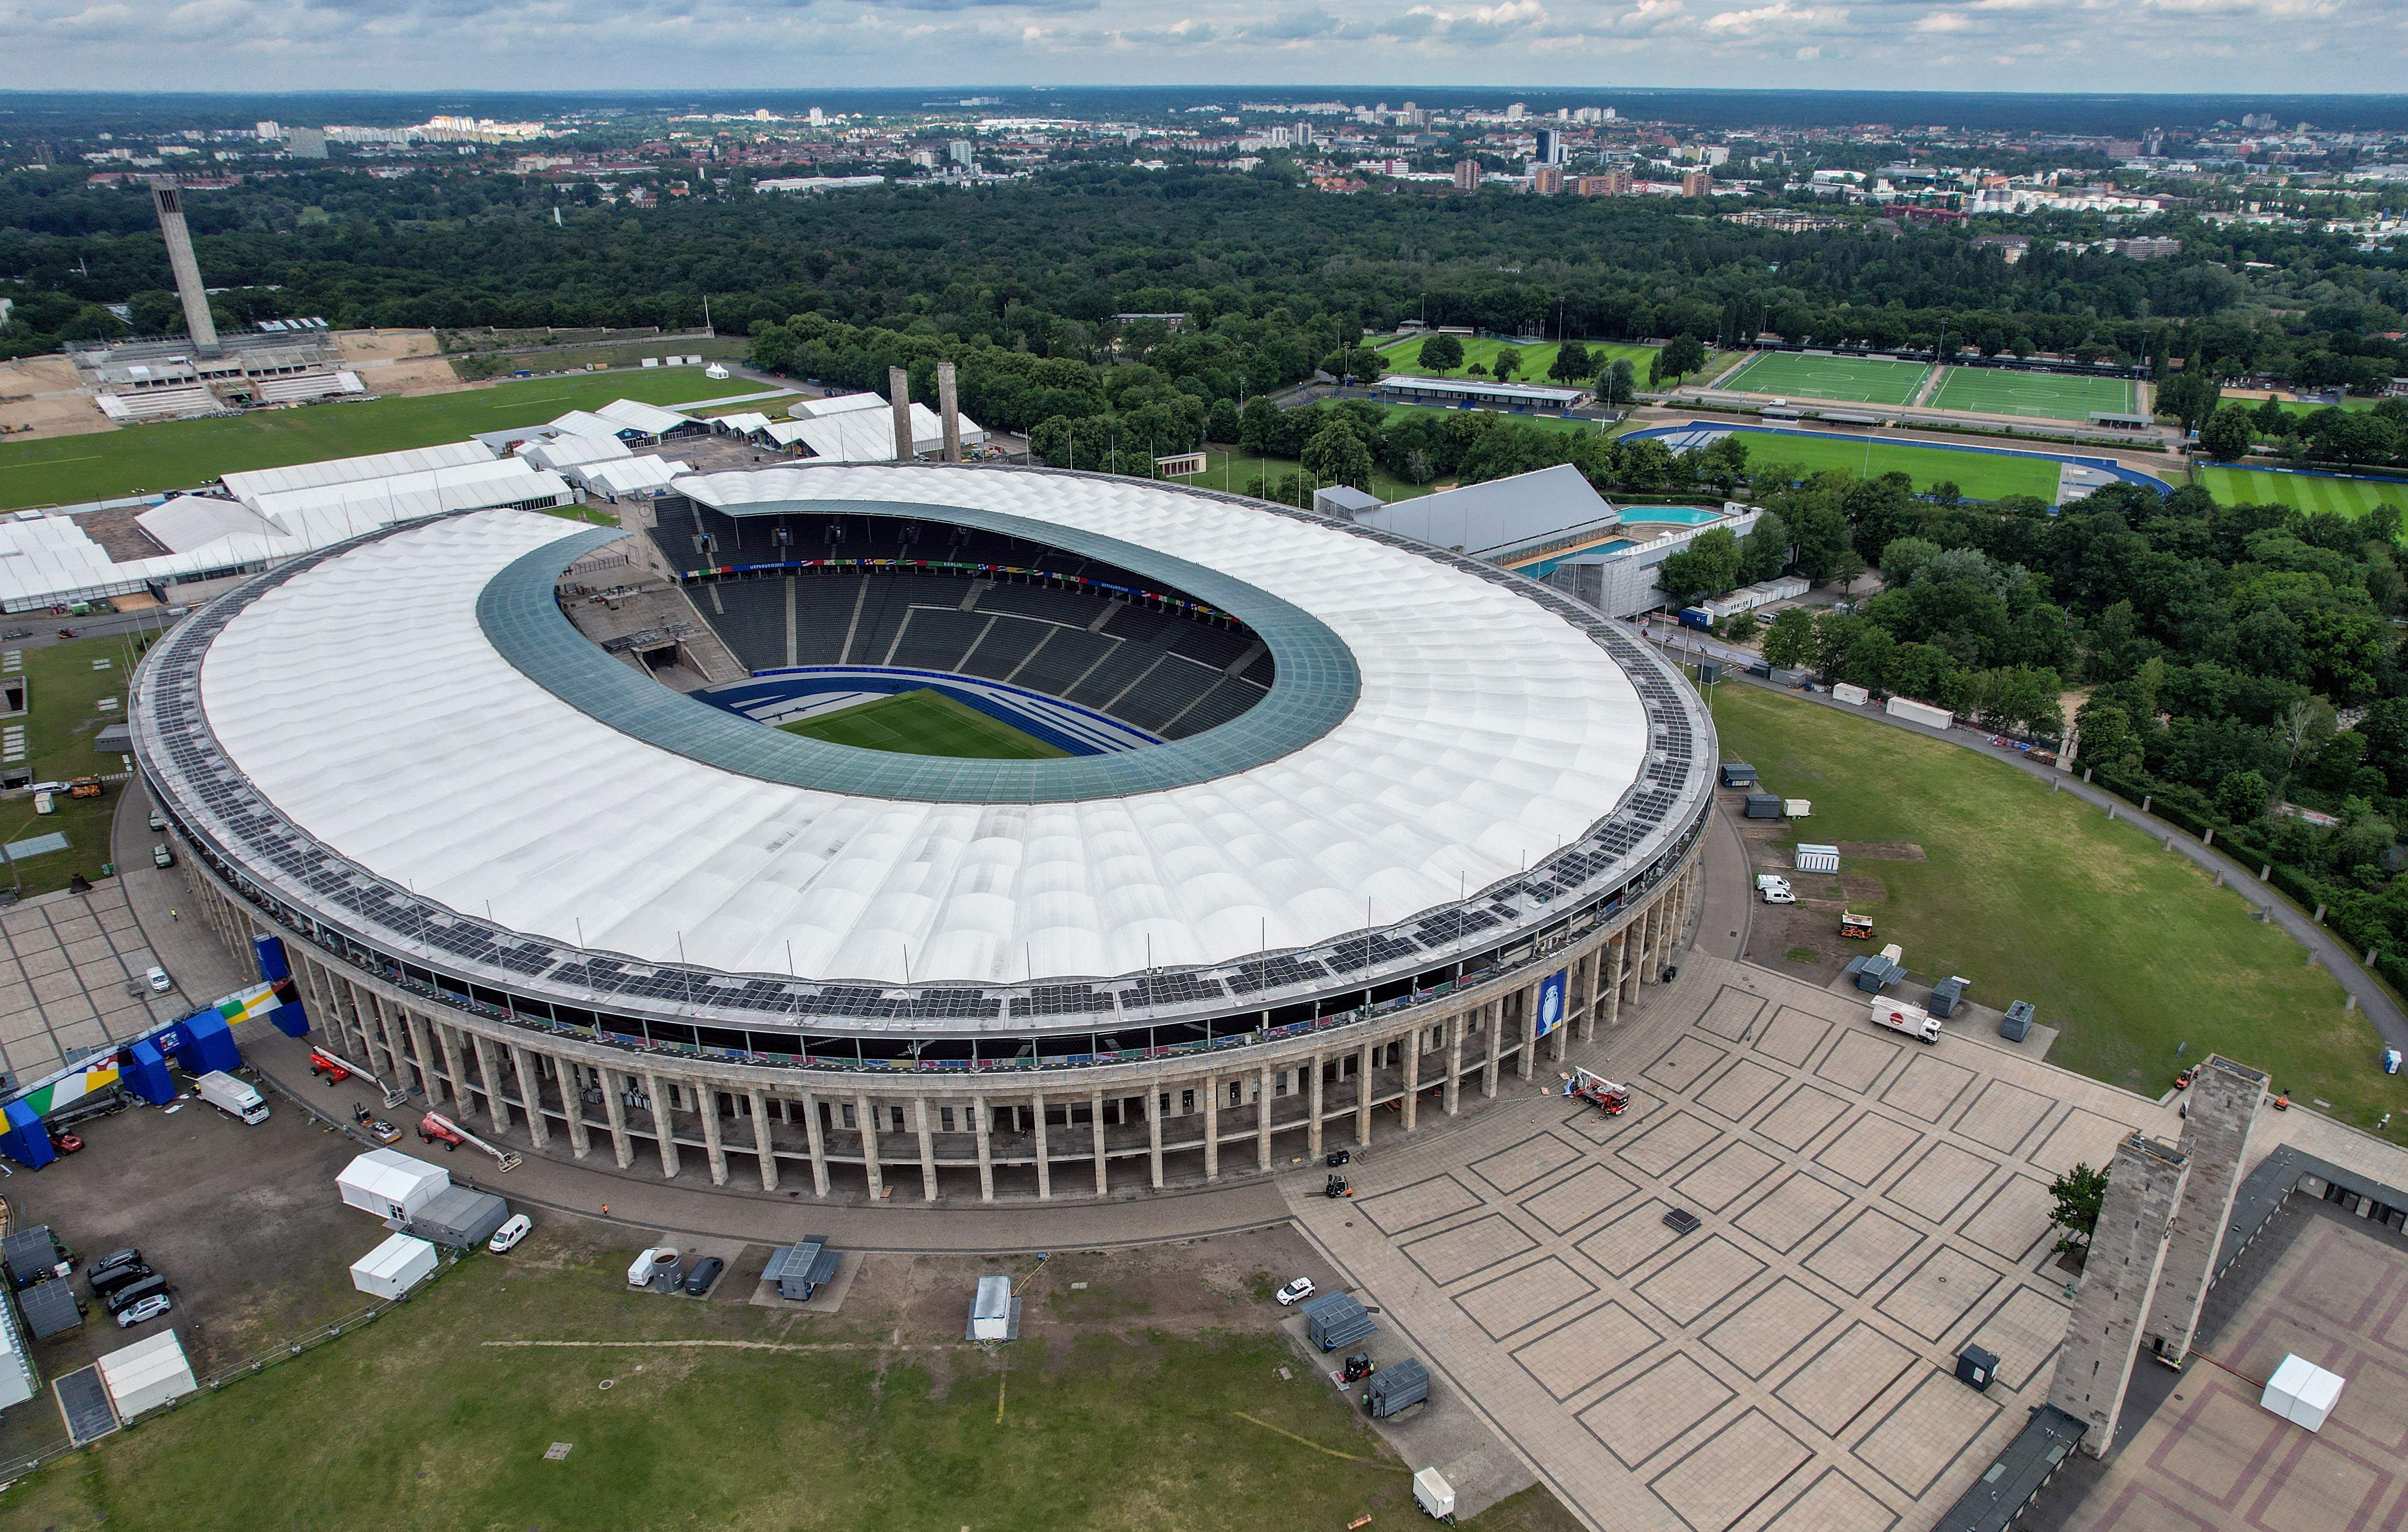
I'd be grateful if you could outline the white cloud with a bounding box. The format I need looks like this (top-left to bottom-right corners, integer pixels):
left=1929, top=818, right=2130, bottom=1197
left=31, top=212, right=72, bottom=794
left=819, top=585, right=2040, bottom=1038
left=3, top=0, right=2402, bottom=87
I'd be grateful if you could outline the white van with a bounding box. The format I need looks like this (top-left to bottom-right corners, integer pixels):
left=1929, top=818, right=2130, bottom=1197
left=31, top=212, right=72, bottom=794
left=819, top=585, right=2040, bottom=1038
left=195, top=1070, right=269, bottom=1124
left=145, top=965, right=172, bottom=993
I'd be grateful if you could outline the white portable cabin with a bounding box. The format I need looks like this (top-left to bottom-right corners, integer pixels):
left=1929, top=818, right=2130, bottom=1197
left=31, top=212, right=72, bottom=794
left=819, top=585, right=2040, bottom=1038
left=1413, top=1468, right=1457, bottom=1519
left=338, top=1149, right=450, bottom=1222
left=2262, top=1354, right=2345, bottom=1431
left=96, top=1329, right=197, bottom=1419
left=1886, top=696, right=1954, bottom=729
left=352, top=1233, right=439, bottom=1300
left=1830, top=682, right=1870, bottom=706
left=971, top=1274, right=1012, bottom=1341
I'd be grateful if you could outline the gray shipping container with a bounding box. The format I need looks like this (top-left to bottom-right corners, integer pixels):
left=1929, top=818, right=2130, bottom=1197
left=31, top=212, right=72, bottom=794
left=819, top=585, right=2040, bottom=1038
left=2000, top=1000, right=2036, bottom=1041
left=1744, top=793, right=1785, bottom=820
left=1302, top=1291, right=1378, bottom=1352
left=1718, top=762, right=1757, bottom=787
left=1364, top=1358, right=1430, bottom=1417
left=407, top=1187, right=510, bottom=1250
left=1928, top=976, right=1969, bottom=1018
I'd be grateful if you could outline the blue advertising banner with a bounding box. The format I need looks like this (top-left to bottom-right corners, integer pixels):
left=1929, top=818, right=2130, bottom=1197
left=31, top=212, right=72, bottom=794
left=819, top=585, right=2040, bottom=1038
left=1535, top=968, right=1568, bottom=1039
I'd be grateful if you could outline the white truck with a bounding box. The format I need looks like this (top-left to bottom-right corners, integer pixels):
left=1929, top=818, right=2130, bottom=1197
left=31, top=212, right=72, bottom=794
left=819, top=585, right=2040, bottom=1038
left=194, top=1070, right=269, bottom=1124
left=1869, top=996, right=1942, bottom=1044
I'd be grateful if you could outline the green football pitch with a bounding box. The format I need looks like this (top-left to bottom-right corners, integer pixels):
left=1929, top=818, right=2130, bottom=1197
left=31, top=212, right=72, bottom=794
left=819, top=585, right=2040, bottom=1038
left=1730, top=429, right=2066, bottom=502
left=1928, top=367, right=2138, bottom=422
left=777, top=688, right=1069, bottom=759
left=0, top=370, right=746, bottom=512
left=2197, top=465, right=2408, bottom=521
left=1721, top=351, right=1931, bottom=406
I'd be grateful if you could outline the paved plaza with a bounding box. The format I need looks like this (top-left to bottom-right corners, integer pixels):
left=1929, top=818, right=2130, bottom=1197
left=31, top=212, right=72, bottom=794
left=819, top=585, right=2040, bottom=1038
left=1288, top=951, right=2182, bottom=1532
left=2054, top=1200, right=2408, bottom=1532
left=0, top=880, right=197, bottom=1086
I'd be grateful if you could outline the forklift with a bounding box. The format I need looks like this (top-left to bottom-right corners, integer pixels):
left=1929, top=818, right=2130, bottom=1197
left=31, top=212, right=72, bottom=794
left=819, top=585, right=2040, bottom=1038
left=1341, top=1352, right=1378, bottom=1383
left=1564, top=1067, right=1630, bottom=1117
left=1324, top=1174, right=1353, bottom=1199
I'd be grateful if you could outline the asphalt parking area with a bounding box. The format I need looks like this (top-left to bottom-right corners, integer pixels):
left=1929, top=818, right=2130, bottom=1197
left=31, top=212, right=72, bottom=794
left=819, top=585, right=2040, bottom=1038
left=0, top=1077, right=373, bottom=1462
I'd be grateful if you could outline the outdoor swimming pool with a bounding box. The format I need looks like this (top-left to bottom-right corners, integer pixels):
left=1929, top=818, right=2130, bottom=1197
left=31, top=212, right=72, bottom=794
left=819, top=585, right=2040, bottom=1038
left=1616, top=506, right=1725, bottom=526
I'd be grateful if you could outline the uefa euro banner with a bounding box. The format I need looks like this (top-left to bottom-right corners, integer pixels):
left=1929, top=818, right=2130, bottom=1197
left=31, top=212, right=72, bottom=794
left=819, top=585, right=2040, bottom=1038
left=1534, top=968, right=1568, bottom=1039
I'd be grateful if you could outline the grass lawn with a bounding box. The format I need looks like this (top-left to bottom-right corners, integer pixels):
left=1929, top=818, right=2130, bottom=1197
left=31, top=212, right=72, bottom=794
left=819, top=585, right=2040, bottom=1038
left=1929, top=367, right=2138, bottom=423
left=0, top=1234, right=1511, bottom=1532
left=0, top=632, right=163, bottom=897
left=1720, top=352, right=1932, bottom=407
left=0, top=371, right=727, bottom=512
left=2196, top=465, right=2408, bottom=520
left=1732, top=429, right=2063, bottom=502
left=1375, top=334, right=1659, bottom=386
left=780, top=687, right=1069, bottom=759
left=1710, top=684, right=2405, bottom=1138
left=1169, top=446, right=1434, bottom=503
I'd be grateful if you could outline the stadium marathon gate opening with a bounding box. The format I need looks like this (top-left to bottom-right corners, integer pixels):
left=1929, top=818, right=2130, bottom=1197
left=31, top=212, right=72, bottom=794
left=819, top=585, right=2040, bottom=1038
left=133, top=462, right=1713, bottom=1201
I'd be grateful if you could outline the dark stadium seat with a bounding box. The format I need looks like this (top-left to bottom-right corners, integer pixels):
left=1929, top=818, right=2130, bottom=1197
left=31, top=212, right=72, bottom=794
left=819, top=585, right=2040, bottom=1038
left=957, top=615, right=1050, bottom=681
left=1010, top=629, right=1114, bottom=696
left=888, top=607, right=989, bottom=672
left=970, top=582, right=1106, bottom=626
left=1169, top=623, right=1250, bottom=670
left=1112, top=657, right=1219, bottom=733
left=1162, top=677, right=1267, bottom=738
left=1238, top=649, right=1276, bottom=689
left=1064, top=644, right=1161, bottom=709
left=1100, top=603, right=1172, bottom=645
left=702, top=579, right=788, bottom=673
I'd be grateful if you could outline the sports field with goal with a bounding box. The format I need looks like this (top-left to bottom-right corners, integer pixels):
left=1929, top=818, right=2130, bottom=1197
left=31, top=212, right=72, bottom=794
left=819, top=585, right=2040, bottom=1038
left=2197, top=466, right=2408, bottom=521
left=778, top=688, right=1068, bottom=759
left=1928, top=367, right=2139, bottom=422
left=1719, top=351, right=1930, bottom=406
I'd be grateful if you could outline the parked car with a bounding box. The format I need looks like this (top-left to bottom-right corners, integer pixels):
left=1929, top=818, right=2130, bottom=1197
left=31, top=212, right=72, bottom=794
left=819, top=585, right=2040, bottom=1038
left=113, top=1292, right=172, bottom=1328
left=147, top=809, right=166, bottom=832
left=102, top=1273, right=168, bottom=1314
left=2385, top=1048, right=2402, bottom=1076
left=1276, top=1277, right=1316, bottom=1306
left=683, top=1256, right=726, bottom=1296
left=151, top=844, right=174, bottom=868
left=86, top=1248, right=141, bottom=1284
left=89, top=1263, right=157, bottom=1300
left=488, top=1214, right=533, bottom=1254
left=0, top=630, right=29, bottom=641
left=144, top=965, right=171, bottom=994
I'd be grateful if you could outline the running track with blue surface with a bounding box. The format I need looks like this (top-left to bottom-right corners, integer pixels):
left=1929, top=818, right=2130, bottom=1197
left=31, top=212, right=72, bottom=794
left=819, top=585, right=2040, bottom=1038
left=1623, top=421, right=2174, bottom=494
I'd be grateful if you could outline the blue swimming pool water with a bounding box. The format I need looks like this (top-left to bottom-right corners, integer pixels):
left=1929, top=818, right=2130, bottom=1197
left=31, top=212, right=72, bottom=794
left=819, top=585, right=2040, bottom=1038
left=1617, top=506, right=1724, bottom=526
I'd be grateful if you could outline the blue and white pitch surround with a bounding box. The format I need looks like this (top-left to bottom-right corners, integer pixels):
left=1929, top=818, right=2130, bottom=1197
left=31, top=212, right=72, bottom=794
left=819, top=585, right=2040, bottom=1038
left=697, top=666, right=1165, bottom=756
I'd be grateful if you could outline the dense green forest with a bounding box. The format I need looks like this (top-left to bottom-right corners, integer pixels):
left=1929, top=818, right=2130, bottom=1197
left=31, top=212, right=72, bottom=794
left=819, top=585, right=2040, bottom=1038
left=5, top=163, right=2404, bottom=392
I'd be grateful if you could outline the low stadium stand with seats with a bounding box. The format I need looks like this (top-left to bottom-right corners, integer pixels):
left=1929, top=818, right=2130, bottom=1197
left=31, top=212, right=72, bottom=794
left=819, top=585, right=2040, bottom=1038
left=643, top=495, right=1277, bottom=745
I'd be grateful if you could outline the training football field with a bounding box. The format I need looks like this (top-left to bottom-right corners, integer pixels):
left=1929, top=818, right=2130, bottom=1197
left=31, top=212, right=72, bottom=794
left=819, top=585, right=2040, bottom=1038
left=777, top=688, right=1069, bottom=759
left=1928, top=367, right=2139, bottom=422
left=1721, top=351, right=1931, bottom=406
left=2197, top=466, right=2408, bottom=521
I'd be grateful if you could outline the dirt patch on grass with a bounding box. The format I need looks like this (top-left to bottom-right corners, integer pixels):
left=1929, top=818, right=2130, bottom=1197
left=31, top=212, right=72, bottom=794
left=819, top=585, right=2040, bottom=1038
left=1840, top=875, right=1892, bottom=904
left=1837, top=841, right=1927, bottom=860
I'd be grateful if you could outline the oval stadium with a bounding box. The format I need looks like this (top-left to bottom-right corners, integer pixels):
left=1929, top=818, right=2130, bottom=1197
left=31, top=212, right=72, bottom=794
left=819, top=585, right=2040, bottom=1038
left=132, top=462, right=1712, bottom=1201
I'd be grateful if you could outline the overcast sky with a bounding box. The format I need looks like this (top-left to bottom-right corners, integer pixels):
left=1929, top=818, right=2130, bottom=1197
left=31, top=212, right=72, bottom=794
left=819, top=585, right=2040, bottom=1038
left=8, top=0, right=2405, bottom=96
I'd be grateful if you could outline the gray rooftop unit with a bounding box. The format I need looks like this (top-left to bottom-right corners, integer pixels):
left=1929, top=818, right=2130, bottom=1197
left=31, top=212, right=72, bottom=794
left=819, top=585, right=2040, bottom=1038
left=763, top=1236, right=842, bottom=1301
left=2000, top=1000, right=2036, bottom=1041
left=1363, top=1358, right=1430, bottom=1417
left=1845, top=954, right=1904, bottom=993
left=1302, top=1291, right=1378, bottom=1352
left=1, top=1227, right=66, bottom=1290
left=1744, top=793, right=1785, bottom=820
left=406, top=1187, right=511, bottom=1250
left=1718, top=762, right=1757, bottom=787
left=1928, top=975, right=1970, bottom=1018
left=16, top=1277, right=84, bottom=1339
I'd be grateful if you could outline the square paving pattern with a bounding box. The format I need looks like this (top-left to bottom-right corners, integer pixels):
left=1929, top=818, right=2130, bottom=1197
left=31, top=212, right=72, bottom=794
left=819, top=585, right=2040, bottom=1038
left=0, top=883, right=187, bottom=1083
left=1289, top=951, right=2178, bottom=1532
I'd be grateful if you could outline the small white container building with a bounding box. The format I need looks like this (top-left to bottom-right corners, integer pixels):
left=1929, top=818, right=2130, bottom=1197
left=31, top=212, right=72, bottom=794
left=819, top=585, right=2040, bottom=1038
left=971, top=1275, right=1012, bottom=1341
left=352, top=1233, right=439, bottom=1300
left=2262, top=1354, right=2345, bottom=1432
left=1413, top=1468, right=1456, bottom=1520
left=97, top=1329, right=197, bottom=1419
left=338, top=1150, right=449, bottom=1223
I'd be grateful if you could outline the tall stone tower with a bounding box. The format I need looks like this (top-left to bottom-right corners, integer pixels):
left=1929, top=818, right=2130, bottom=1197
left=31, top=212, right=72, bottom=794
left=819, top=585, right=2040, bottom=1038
left=148, top=182, right=219, bottom=354
left=2049, top=1133, right=2188, bottom=1456
left=2143, top=1055, right=2267, bottom=1363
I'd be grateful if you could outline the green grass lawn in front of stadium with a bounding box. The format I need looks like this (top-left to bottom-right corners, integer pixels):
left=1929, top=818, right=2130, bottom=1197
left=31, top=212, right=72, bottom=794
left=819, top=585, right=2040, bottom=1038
left=778, top=687, right=1069, bottom=759
left=0, top=371, right=728, bottom=512
left=1736, top=430, right=2064, bottom=501
left=1720, top=351, right=1932, bottom=407
left=1709, top=682, right=2400, bottom=1137
left=1927, top=367, right=2138, bottom=422
left=2196, top=465, right=2408, bottom=520
left=2, top=1228, right=1549, bottom=1532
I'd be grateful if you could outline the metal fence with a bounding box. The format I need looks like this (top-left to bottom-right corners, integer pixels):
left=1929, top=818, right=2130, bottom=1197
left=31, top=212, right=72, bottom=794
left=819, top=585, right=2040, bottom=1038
left=0, top=1251, right=461, bottom=1487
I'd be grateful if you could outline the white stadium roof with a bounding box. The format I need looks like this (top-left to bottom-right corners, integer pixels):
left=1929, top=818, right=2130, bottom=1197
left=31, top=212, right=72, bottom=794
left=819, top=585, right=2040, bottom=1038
left=137, top=494, right=280, bottom=554
left=515, top=434, right=632, bottom=474
left=185, top=467, right=1652, bottom=987
left=787, top=391, right=891, bottom=420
